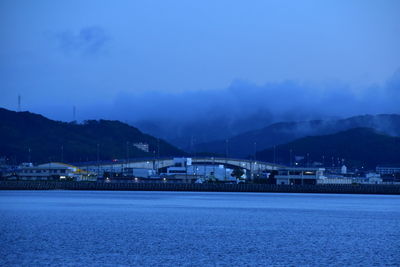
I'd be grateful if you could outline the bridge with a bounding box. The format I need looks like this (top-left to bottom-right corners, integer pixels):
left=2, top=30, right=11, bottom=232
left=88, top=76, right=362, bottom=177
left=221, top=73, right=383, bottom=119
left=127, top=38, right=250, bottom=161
left=79, top=157, right=284, bottom=174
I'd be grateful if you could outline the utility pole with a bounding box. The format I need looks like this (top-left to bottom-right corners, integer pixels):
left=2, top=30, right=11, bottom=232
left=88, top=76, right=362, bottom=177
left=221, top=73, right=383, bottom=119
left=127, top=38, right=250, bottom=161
left=190, top=136, right=194, bottom=156
left=18, top=95, right=21, bottom=112
left=61, top=145, right=64, bottom=162
left=73, top=106, right=76, bottom=122
left=254, top=142, right=257, bottom=161
left=126, top=141, right=130, bottom=160
left=192, top=137, right=197, bottom=158
left=28, top=147, right=31, bottom=163
left=225, top=139, right=229, bottom=158
left=289, top=149, right=293, bottom=166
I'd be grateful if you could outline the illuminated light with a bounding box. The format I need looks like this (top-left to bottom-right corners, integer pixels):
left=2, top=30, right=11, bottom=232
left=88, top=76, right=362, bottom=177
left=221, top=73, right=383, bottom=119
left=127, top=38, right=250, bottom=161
left=163, top=178, right=166, bottom=181
left=60, top=176, right=66, bottom=179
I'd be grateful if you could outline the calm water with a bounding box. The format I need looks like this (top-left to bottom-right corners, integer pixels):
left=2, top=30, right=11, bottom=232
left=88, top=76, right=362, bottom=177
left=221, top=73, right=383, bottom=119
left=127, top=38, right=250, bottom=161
left=0, top=191, right=399, bottom=266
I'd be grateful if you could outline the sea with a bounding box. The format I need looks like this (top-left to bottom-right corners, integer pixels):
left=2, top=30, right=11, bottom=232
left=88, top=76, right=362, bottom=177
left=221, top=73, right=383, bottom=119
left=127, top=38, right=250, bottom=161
left=0, top=191, right=399, bottom=266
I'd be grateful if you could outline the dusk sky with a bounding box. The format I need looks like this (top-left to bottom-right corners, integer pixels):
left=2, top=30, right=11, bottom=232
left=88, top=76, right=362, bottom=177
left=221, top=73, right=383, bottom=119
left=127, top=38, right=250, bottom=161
left=1, top=0, right=400, bottom=123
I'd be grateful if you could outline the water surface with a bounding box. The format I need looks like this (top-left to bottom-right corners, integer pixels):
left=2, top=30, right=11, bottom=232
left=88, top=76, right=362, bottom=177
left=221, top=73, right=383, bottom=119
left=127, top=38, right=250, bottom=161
left=0, top=191, right=399, bottom=266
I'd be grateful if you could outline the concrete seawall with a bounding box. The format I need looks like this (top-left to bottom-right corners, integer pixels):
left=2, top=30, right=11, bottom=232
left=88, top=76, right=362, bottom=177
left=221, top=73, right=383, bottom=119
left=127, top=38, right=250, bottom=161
left=1, top=181, right=400, bottom=195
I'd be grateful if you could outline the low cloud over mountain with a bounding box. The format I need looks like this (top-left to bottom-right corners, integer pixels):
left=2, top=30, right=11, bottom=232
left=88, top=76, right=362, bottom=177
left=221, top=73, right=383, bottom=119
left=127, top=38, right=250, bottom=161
left=104, top=69, right=400, bottom=147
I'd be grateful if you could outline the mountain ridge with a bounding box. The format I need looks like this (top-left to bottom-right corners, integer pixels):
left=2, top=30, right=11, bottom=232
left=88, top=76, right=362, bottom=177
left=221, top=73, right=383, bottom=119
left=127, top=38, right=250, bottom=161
left=0, top=108, right=185, bottom=164
left=193, top=114, right=400, bottom=158
left=256, top=127, right=400, bottom=169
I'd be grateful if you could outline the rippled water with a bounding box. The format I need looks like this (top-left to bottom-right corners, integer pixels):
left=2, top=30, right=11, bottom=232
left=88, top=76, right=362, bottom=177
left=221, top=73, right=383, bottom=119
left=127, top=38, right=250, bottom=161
left=0, top=191, right=399, bottom=266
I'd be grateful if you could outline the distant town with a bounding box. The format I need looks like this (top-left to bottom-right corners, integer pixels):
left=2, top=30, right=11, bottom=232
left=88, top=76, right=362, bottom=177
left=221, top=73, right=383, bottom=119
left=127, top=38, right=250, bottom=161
left=1, top=152, right=399, bottom=186
left=1, top=108, right=400, bottom=187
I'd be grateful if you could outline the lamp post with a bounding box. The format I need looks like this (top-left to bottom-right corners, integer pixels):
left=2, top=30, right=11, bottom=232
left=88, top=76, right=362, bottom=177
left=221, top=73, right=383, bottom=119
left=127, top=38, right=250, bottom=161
left=28, top=147, right=31, bottom=163
left=225, top=139, right=229, bottom=180
left=254, top=142, right=257, bottom=161
left=125, top=141, right=130, bottom=176
left=157, top=139, right=160, bottom=175
left=96, top=144, right=100, bottom=177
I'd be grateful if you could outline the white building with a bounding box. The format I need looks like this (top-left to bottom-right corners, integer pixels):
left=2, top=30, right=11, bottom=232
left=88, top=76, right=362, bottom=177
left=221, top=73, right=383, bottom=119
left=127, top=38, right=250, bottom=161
left=341, top=165, right=347, bottom=174
left=165, top=158, right=236, bottom=182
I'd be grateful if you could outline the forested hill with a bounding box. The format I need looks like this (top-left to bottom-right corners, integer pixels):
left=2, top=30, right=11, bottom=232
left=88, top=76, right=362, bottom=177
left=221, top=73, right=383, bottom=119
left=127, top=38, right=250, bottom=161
left=0, top=108, right=185, bottom=164
left=194, top=114, right=400, bottom=158
left=256, top=127, right=400, bottom=169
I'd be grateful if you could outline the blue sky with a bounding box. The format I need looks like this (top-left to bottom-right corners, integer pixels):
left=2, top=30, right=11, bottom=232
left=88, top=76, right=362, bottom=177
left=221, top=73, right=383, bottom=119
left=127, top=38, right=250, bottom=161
left=1, top=0, right=400, bottom=122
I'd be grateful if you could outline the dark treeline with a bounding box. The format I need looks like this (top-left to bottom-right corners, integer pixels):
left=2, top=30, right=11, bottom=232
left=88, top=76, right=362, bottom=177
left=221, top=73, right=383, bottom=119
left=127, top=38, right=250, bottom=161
left=0, top=108, right=185, bottom=164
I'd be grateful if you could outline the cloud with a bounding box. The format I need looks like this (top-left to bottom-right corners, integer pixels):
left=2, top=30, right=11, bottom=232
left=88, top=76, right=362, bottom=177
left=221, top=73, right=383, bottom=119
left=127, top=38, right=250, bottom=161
left=52, top=26, right=110, bottom=55
left=28, top=67, right=400, bottom=147
left=109, top=72, right=400, bottom=124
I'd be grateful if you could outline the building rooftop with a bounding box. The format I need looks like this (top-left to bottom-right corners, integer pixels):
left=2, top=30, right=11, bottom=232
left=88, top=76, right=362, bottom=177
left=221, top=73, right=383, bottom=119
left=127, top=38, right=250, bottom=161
left=279, top=167, right=325, bottom=171
left=376, top=165, right=400, bottom=168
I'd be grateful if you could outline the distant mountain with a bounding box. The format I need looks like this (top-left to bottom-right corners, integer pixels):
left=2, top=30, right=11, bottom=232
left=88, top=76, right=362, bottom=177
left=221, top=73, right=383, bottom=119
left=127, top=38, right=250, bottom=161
left=256, top=128, right=400, bottom=169
left=0, top=108, right=185, bottom=164
left=193, top=114, right=400, bottom=158
left=134, top=111, right=274, bottom=150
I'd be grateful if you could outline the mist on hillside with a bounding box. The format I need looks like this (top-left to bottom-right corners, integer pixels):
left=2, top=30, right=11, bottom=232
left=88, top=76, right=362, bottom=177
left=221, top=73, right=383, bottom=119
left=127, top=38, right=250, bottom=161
left=109, top=70, right=400, bottom=147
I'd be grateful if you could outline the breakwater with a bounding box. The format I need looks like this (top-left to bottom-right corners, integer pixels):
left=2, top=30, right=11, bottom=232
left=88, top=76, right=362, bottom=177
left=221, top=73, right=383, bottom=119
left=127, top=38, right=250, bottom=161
left=1, top=181, right=400, bottom=195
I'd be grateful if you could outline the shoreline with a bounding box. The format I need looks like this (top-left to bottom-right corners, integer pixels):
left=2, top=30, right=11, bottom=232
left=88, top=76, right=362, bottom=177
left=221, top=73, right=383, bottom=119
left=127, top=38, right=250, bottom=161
left=1, top=181, right=399, bottom=195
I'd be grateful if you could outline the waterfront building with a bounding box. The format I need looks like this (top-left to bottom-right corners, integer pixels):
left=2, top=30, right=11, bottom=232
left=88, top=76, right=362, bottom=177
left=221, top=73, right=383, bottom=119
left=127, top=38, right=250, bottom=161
left=318, top=172, right=382, bottom=185
left=15, top=162, right=96, bottom=181
left=364, top=172, right=382, bottom=184
left=165, top=158, right=235, bottom=182
left=376, top=165, right=400, bottom=175
left=318, top=176, right=353, bottom=184
left=275, top=167, right=326, bottom=185
left=125, top=168, right=156, bottom=178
